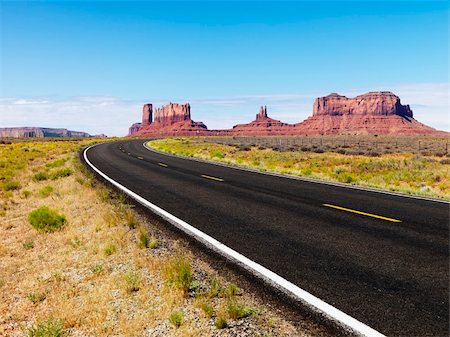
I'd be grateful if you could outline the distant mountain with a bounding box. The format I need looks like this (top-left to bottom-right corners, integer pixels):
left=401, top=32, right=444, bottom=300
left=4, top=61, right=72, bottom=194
left=0, top=127, right=104, bottom=138
left=129, top=92, right=447, bottom=136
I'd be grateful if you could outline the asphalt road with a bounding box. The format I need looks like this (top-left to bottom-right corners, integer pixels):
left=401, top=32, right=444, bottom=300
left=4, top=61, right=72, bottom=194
left=85, top=139, right=449, bottom=337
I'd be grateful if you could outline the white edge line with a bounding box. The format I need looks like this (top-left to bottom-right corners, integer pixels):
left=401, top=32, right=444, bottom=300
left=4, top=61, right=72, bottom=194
left=83, top=143, right=385, bottom=337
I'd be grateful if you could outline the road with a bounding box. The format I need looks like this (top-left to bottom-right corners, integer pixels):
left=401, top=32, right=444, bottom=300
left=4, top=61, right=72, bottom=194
left=84, top=139, right=449, bottom=337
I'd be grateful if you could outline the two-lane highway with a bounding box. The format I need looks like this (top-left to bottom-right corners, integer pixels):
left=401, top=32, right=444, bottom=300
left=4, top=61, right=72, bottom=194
left=85, top=140, right=449, bottom=337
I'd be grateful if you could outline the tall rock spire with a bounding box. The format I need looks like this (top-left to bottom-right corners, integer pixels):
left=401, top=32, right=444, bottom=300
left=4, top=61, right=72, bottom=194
left=256, top=105, right=268, bottom=120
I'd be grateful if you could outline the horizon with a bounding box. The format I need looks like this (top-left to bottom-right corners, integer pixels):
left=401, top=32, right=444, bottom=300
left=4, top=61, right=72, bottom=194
left=1, top=1, right=448, bottom=136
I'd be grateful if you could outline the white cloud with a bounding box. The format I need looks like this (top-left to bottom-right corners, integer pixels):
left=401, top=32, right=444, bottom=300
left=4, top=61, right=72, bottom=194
left=12, top=99, right=50, bottom=105
left=0, top=83, right=447, bottom=136
left=390, top=83, right=449, bottom=131
left=0, top=96, right=141, bottom=136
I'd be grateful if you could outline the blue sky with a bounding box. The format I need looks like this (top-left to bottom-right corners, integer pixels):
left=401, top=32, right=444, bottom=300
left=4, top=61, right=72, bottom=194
left=1, top=1, right=448, bottom=135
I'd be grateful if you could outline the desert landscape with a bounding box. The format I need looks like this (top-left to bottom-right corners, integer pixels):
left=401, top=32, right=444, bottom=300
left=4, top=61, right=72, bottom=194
left=1, top=139, right=317, bottom=337
left=1, top=1, right=449, bottom=337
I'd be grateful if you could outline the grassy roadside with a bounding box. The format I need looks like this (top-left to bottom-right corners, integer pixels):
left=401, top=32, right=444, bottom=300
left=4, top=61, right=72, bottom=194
left=149, top=137, right=450, bottom=200
left=0, top=139, right=306, bottom=337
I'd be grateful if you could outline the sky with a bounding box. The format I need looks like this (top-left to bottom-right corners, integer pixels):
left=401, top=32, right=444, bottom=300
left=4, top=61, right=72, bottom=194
left=0, top=0, right=448, bottom=136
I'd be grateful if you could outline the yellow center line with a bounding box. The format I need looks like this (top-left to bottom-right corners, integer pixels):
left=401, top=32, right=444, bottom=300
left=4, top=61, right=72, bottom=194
left=158, top=163, right=168, bottom=167
left=323, top=203, right=402, bottom=223
left=137, top=156, right=143, bottom=160
left=201, top=174, right=224, bottom=182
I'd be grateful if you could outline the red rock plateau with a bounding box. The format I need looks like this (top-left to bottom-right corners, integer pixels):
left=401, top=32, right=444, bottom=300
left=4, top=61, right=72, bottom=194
left=129, top=92, right=447, bottom=136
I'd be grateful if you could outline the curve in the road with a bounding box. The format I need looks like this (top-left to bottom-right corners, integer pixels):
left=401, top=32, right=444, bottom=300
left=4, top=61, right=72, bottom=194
left=83, top=140, right=449, bottom=337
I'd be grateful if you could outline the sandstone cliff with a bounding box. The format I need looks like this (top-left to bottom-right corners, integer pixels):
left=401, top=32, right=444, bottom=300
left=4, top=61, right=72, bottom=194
left=154, top=103, right=191, bottom=126
left=312, top=92, right=413, bottom=117
left=129, top=92, right=446, bottom=137
left=296, top=92, right=441, bottom=135
left=142, top=104, right=153, bottom=126
left=133, top=102, right=207, bottom=136
left=128, top=123, right=142, bottom=136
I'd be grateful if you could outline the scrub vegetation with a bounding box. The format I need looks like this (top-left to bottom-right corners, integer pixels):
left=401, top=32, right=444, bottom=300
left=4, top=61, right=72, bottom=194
left=0, top=138, right=303, bottom=337
left=149, top=136, right=450, bottom=200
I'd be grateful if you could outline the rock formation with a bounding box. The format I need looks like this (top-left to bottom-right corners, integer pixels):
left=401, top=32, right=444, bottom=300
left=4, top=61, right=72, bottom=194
left=128, top=92, right=447, bottom=137
left=312, top=92, right=413, bottom=117
left=142, top=104, right=153, bottom=126
left=231, top=106, right=295, bottom=135
left=128, top=123, right=142, bottom=136
left=154, top=103, right=191, bottom=126
left=132, top=102, right=207, bottom=136
left=256, top=105, right=268, bottom=120
left=295, top=92, right=441, bottom=135
left=0, top=127, right=92, bottom=138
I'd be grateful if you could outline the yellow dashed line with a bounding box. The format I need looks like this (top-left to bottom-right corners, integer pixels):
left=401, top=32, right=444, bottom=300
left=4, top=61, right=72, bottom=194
left=323, top=204, right=401, bottom=222
left=201, top=174, right=224, bottom=182
left=158, top=163, right=168, bottom=167
left=137, top=156, right=143, bottom=160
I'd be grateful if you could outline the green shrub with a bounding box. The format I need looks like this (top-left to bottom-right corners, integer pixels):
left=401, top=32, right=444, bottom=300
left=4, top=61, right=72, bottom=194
left=126, top=209, right=138, bottom=229
left=212, top=151, right=225, bottom=159
left=227, top=302, right=259, bottom=319
left=27, top=292, right=46, bottom=304
left=46, top=158, right=67, bottom=168
left=90, top=264, right=103, bottom=274
left=224, top=283, right=240, bottom=298
left=98, top=187, right=111, bottom=202
left=3, top=180, right=20, bottom=191
left=21, top=189, right=32, bottom=198
left=28, top=207, right=66, bottom=232
left=149, top=238, right=160, bottom=249
left=200, top=301, right=214, bottom=318
left=208, top=277, right=222, bottom=298
left=124, top=269, right=141, bottom=293
left=227, top=302, right=243, bottom=319
left=301, top=168, right=312, bottom=176
left=189, top=279, right=201, bottom=292
left=50, top=168, right=72, bottom=180
left=169, top=311, right=183, bottom=328
left=334, top=167, right=347, bottom=175
left=104, top=243, right=116, bottom=256
left=68, top=237, right=81, bottom=248
left=23, top=238, right=34, bottom=250
left=39, top=186, right=54, bottom=198
left=215, top=317, right=228, bottom=329
left=337, top=173, right=354, bottom=184
left=115, top=193, right=127, bottom=207
left=163, top=254, right=193, bottom=295
left=27, top=317, right=67, bottom=337
left=138, top=228, right=150, bottom=248
left=33, top=172, right=49, bottom=182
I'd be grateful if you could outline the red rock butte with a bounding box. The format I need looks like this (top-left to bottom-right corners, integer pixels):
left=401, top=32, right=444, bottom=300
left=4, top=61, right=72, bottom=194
left=130, top=92, right=447, bottom=136
left=131, top=102, right=207, bottom=136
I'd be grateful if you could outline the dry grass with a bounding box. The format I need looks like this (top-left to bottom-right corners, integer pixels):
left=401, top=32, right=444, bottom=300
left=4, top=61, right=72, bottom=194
left=210, top=135, right=450, bottom=156
left=150, top=137, right=450, bottom=200
left=0, top=139, right=305, bottom=337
